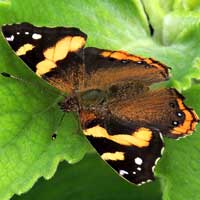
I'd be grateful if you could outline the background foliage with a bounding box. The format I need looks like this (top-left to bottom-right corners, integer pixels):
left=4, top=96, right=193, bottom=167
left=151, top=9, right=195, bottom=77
left=0, top=0, right=199, bottom=200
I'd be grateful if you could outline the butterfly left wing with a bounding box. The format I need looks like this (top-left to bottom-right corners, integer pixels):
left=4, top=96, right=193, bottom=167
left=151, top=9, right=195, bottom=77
left=80, top=111, right=164, bottom=185
left=2, top=22, right=87, bottom=93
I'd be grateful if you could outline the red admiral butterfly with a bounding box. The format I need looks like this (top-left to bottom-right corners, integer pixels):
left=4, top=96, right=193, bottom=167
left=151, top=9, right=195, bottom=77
left=1, top=23, right=199, bottom=185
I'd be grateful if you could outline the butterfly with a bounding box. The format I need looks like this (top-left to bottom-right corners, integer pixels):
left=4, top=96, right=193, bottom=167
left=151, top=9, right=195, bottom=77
left=1, top=22, right=199, bottom=185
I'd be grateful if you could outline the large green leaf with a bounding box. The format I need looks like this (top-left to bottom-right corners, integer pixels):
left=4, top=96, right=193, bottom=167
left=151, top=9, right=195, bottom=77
left=0, top=0, right=199, bottom=200
left=12, top=154, right=162, bottom=200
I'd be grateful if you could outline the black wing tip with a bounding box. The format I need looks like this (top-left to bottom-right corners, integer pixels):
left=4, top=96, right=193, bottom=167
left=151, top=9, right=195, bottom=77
left=1, top=22, right=87, bottom=40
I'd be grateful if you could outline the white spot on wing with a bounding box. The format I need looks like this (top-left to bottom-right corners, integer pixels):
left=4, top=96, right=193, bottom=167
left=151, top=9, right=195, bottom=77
left=16, top=32, right=20, bottom=35
left=133, top=171, right=136, bottom=175
left=135, top=157, right=143, bottom=165
left=6, top=35, right=14, bottom=42
left=32, top=33, right=42, bottom=40
left=173, top=121, right=178, bottom=126
left=177, top=112, right=183, bottom=117
left=119, top=170, right=128, bottom=176
left=25, top=32, right=29, bottom=35
left=137, top=167, right=142, bottom=171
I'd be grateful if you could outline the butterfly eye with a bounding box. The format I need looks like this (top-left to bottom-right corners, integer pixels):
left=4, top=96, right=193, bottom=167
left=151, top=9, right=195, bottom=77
left=121, top=60, right=129, bottom=64
left=172, top=121, right=179, bottom=126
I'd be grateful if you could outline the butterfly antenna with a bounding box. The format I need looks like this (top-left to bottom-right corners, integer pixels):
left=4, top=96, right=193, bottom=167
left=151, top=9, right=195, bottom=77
left=1, top=71, right=66, bottom=97
left=1, top=72, right=16, bottom=78
left=51, top=112, right=66, bottom=140
left=1, top=72, right=69, bottom=140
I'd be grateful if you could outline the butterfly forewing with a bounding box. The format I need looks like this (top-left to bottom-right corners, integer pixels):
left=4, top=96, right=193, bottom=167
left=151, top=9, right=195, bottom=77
left=83, top=47, right=169, bottom=90
left=2, top=22, right=87, bottom=93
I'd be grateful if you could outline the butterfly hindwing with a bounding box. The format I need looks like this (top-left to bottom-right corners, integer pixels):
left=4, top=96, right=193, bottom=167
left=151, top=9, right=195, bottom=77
left=2, top=22, right=87, bottom=93
left=108, top=87, right=199, bottom=138
left=81, top=112, right=164, bottom=185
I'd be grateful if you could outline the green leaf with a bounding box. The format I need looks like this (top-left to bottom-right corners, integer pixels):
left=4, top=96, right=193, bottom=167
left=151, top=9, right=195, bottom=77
left=0, top=0, right=199, bottom=200
left=141, top=0, right=200, bottom=90
left=12, top=154, right=162, bottom=200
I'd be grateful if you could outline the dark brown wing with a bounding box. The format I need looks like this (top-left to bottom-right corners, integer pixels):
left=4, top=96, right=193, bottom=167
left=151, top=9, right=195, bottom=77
left=83, top=47, right=169, bottom=90
left=108, top=88, right=199, bottom=138
left=80, top=111, right=164, bottom=185
left=2, top=22, right=87, bottom=93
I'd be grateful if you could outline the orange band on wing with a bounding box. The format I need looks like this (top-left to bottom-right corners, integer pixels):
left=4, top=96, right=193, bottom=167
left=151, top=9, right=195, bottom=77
left=101, top=50, right=142, bottom=62
left=100, top=50, right=168, bottom=74
left=101, top=151, right=125, bottom=161
left=172, top=98, right=199, bottom=135
left=83, top=126, right=152, bottom=147
left=36, top=36, right=86, bottom=76
left=16, top=43, right=35, bottom=56
left=143, top=58, right=168, bottom=72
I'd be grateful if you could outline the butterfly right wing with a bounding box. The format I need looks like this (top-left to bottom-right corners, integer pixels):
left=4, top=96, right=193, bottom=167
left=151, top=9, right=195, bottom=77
left=83, top=47, right=169, bottom=91
left=80, top=111, right=164, bottom=185
left=108, top=88, right=199, bottom=139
